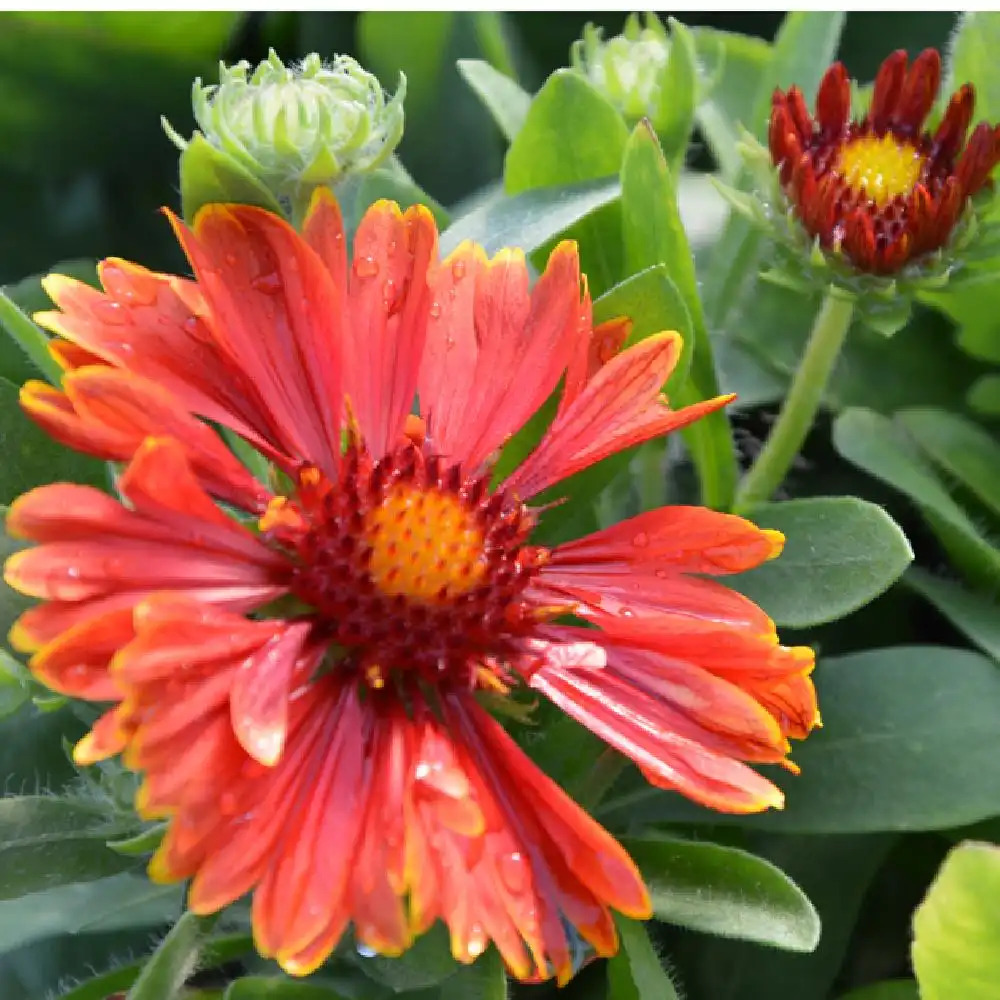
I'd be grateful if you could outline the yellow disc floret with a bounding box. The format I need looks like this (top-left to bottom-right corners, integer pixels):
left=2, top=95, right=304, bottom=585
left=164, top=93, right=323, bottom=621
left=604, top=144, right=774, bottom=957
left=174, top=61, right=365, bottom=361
left=365, top=484, right=487, bottom=604
left=836, top=133, right=925, bottom=206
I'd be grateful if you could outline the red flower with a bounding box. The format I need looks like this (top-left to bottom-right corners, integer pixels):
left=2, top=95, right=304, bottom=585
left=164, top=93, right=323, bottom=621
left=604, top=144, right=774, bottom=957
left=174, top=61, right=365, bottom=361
left=769, top=48, right=1000, bottom=274
left=5, top=193, right=818, bottom=982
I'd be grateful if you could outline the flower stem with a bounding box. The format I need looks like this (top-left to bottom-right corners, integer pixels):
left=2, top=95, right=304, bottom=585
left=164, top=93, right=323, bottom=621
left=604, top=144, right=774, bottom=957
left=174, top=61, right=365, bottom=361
left=733, top=287, right=855, bottom=514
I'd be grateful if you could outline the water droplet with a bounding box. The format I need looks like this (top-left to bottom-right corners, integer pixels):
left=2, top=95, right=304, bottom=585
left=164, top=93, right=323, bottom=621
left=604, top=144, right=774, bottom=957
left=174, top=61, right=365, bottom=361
left=498, top=850, right=529, bottom=894
left=356, top=942, right=377, bottom=959
left=429, top=301, right=442, bottom=319
left=93, top=300, right=125, bottom=325
left=354, top=255, right=380, bottom=279
left=251, top=271, right=282, bottom=294
left=451, top=258, right=467, bottom=281
left=632, top=531, right=650, bottom=548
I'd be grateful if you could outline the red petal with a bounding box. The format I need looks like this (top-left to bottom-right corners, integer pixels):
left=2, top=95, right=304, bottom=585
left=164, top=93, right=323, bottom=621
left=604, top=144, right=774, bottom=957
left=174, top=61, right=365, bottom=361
left=24, top=368, right=269, bottom=512
left=37, top=264, right=284, bottom=466
left=892, top=48, right=941, bottom=137
left=815, top=62, right=851, bottom=135
left=342, top=200, right=438, bottom=457
left=169, top=205, right=344, bottom=475
left=869, top=49, right=908, bottom=133
left=532, top=565, right=774, bottom=635
left=507, top=334, right=730, bottom=498
left=230, top=622, right=313, bottom=766
left=551, top=504, right=784, bottom=574
left=419, top=241, right=583, bottom=471
left=29, top=606, right=133, bottom=699
left=930, top=84, right=975, bottom=166
left=530, top=639, right=786, bottom=813
left=74, top=706, right=128, bottom=765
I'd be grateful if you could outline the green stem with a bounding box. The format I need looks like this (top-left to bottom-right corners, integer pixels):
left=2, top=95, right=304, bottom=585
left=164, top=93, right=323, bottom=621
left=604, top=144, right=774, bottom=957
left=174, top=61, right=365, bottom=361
left=734, top=287, right=855, bottom=514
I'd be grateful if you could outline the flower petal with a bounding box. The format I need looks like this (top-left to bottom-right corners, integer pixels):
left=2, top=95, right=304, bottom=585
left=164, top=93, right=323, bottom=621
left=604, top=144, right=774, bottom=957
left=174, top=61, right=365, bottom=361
left=505, top=333, right=732, bottom=499
left=36, top=262, right=282, bottom=464
left=22, top=368, right=269, bottom=512
left=529, top=634, right=787, bottom=814
left=549, top=505, right=785, bottom=574
left=419, top=241, right=583, bottom=470
left=338, top=199, right=438, bottom=456
left=168, top=204, right=344, bottom=475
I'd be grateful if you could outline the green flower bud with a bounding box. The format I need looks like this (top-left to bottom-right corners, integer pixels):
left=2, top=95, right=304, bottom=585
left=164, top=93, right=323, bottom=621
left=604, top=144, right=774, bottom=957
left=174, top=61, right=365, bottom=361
left=165, top=49, right=405, bottom=200
left=571, top=13, right=670, bottom=125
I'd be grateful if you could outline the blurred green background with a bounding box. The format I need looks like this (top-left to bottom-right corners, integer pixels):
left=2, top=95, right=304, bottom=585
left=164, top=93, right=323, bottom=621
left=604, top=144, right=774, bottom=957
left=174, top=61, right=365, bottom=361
left=0, top=11, right=956, bottom=284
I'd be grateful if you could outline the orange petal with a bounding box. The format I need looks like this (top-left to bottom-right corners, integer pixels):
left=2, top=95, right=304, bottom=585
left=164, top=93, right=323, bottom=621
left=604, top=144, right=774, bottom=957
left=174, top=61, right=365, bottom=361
left=343, top=200, right=438, bottom=457
left=510, top=332, right=733, bottom=497
left=550, top=505, right=784, bottom=575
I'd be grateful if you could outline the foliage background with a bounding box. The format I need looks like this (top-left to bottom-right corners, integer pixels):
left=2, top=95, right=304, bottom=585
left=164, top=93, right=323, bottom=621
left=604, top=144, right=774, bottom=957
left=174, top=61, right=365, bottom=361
left=3, top=10, right=1000, bottom=1000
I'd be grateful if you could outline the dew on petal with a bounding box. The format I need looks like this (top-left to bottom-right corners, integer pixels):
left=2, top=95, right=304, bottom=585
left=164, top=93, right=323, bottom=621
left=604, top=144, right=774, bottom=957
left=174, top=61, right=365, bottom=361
left=353, top=255, right=380, bottom=279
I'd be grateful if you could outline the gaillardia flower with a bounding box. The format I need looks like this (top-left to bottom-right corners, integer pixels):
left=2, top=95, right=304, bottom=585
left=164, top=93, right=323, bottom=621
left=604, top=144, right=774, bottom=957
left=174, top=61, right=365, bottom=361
left=5, top=193, right=818, bottom=982
left=770, top=48, right=1000, bottom=275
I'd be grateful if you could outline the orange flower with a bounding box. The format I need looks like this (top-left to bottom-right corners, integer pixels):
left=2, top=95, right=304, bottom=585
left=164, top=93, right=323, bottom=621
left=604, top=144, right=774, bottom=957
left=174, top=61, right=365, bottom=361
left=769, top=48, right=1000, bottom=274
left=4, top=193, right=818, bottom=982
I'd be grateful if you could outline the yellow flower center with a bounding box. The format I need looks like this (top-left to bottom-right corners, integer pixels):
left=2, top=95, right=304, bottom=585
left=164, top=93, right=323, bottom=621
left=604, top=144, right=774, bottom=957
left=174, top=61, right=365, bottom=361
left=365, top=484, right=487, bottom=604
left=836, top=133, right=925, bottom=206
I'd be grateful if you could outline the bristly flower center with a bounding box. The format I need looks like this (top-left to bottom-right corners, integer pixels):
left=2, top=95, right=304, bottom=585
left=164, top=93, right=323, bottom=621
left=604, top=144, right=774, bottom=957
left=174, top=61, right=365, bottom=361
left=835, top=133, right=925, bottom=206
left=259, top=441, right=554, bottom=689
left=365, top=483, right=488, bottom=603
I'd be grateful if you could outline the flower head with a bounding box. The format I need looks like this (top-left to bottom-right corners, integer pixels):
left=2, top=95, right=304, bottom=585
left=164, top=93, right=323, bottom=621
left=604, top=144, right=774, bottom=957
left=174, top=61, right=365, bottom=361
left=770, top=48, right=1000, bottom=275
left=6, top=194, right=818, bottom=982
left=167, top=49, right=405, bottom=199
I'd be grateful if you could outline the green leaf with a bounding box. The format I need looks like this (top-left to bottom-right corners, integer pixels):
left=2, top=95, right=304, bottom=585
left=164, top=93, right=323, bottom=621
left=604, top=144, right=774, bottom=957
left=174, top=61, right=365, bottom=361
left=457, top=59, right=530, bottom=142
left=439, top=177, right=619, bottom=258
left=506, top=70, right=627, bottom=190
left=57, top=934, right=254, bottom=1000
left=621, top=834, right=820, bottom=951
left=0, top=648, right=30, bottom=721
left=339, top=163, right=449, bottom=236
left=727, top=287, right=989, bottom=415
left=505, top=69, right=629, bottom=295
left=833, top=407, right=1000, bottom=590
left=0, top=376, right=106, bottom=505
left=948, top=14, right=1000, bottom=125
left=351, top=923, right=457, bottom=991
left=0, top=796, right=137, bottom=899
left=703, top=13, right=846, bottom=346
left=0, top=290, right=62, bottom=384
left=922, top=279, right=1000, bottom=364
left=676, top=834, right=893, bottom=1000
left=127, top=911, right=213, bottom=1000
left=224, top=980, right=350, bottom=999
left=606, top=915, right=681, bottom=1000
left=439, top=947, right=507, bottom=1000
left=179, top=133, right=285, bottom=224
left=897, top=408, right=1000, bottom=521
left=693, top=28, right=773, bottom=181
left=967, top=373, right=1000, bottom=416
left=0, top=260, right=97, bottom=384
left=655, top=19, right=699, bottom=175
left=731, top=497, right=913, bottom=628
left=619, top=121, right=736, bottom=508
left=912, top=841, right=1000, bottom=1000
left=837, top=982, right=920, bottom=1000
left=905, top=568, right=1000, bottom=662
left=0, top=873, right=182, bottom=953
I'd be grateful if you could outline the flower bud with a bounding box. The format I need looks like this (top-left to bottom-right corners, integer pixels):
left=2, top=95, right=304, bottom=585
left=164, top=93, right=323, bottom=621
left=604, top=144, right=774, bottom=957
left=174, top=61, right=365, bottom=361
left=571, top=14, right=671, bottom=125
left=166, top=49, right=405, bottom=200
